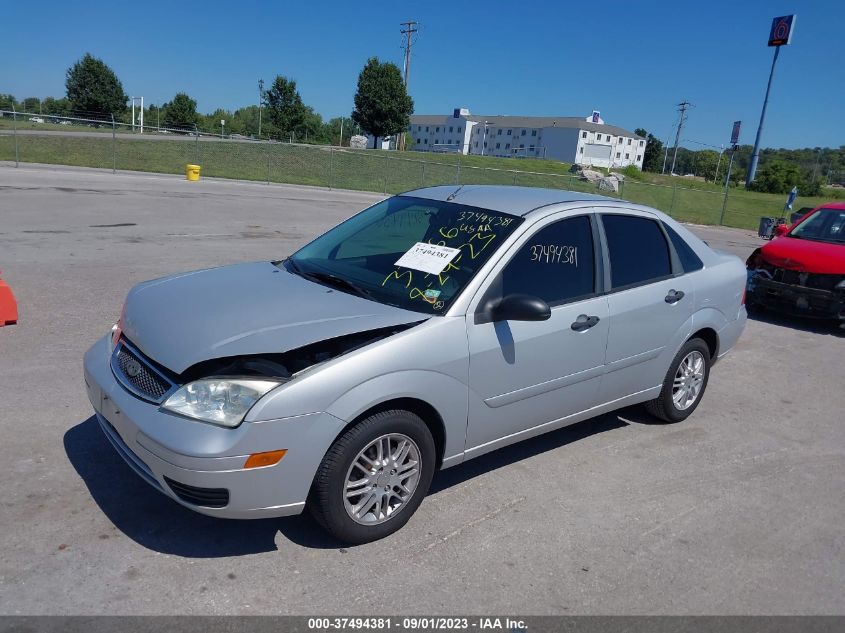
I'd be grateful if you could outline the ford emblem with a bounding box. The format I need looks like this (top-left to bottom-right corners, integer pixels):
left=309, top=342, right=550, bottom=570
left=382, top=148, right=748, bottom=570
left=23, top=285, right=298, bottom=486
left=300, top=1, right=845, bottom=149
left=124, top=359, right=142, bottom=378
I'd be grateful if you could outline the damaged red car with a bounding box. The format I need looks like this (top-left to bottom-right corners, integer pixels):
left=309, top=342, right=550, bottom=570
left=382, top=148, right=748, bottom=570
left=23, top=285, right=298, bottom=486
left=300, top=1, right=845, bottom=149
left=746, top=203, right=845, bottom=324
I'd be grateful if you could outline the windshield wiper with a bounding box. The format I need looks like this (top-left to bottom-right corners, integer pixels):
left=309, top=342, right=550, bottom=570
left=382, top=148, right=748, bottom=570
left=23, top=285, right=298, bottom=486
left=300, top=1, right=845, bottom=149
left=298, top=269, right=374, bottom=300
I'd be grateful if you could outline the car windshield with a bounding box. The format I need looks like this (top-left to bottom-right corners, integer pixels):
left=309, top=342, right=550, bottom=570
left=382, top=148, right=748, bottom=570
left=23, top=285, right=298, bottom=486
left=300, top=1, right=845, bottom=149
left=285, top=195, right=524, bottom=314
left=788, top=208, right=845, bottom=244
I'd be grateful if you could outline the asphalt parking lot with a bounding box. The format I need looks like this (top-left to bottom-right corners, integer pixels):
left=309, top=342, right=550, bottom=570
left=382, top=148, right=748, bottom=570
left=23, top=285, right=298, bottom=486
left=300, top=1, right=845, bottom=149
left=1, top=164, right=843, bottom=615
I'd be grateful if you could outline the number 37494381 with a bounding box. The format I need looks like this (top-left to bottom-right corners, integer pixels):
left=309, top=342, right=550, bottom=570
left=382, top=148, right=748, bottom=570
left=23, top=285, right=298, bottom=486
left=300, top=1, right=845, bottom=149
left=530, top=244, right=578, bottom=266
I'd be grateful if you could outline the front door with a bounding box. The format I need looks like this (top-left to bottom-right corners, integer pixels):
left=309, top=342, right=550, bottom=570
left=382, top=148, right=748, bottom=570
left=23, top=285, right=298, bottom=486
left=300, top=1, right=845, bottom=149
left=465, top=214, right=609, bottom=451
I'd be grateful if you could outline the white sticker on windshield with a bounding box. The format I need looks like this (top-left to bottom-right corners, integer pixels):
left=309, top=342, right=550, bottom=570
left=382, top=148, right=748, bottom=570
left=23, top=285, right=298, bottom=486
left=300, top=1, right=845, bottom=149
left=394, top=242, right=461, bottom=275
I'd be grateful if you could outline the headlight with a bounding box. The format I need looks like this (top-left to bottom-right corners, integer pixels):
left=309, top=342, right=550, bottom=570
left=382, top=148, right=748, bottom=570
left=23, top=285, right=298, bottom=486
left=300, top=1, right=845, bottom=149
left=162, top=379, right=281, bottom=428
left=836, top=279, right=845, bottom=291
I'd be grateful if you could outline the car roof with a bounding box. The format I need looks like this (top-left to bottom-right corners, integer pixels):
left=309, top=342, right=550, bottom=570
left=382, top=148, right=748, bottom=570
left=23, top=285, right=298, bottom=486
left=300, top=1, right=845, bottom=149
left=815, top=202, right=845, bottom=211
left=402, top=185, right=617, bottom=217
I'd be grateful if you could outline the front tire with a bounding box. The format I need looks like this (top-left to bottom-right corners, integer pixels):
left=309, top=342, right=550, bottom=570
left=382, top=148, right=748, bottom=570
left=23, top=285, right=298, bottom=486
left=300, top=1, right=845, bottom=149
left=308, top=410, right=436, bottom=544
left=645, top=338, right=711, bottom=423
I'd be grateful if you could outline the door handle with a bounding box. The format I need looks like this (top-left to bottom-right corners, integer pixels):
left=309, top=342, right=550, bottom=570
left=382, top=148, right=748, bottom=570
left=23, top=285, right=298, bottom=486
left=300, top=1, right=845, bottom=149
left=571, top=314, right=600, bottom=331
left=665, top=289, right=685, bottom=304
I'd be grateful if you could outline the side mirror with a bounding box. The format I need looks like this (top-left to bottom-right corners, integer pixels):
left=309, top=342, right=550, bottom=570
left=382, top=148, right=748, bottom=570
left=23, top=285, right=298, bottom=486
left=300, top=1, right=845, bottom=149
left=486, top=293, right=551, bottom=322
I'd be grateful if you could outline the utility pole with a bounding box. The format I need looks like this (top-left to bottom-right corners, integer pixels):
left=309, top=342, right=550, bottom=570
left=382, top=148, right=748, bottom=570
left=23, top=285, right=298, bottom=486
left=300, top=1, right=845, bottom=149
left=669, top=101, right=691, bottom=176
left=399, top=20, right=418, bottom=151
left=258, top=78, right=264, bottom=138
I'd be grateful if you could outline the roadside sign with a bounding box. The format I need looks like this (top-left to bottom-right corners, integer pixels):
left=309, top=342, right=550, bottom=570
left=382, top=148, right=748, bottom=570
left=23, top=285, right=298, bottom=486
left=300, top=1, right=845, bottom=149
left=730, top=121, right=741, bottom=146
left=768, top=15, right=796, bottom=46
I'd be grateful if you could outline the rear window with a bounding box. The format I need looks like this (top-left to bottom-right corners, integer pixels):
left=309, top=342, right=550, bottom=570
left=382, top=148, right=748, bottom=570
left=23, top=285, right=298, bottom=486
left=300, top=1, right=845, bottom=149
left=602, top=214, right=672, bottom=289
left=663, top=223, right=704, bottom=272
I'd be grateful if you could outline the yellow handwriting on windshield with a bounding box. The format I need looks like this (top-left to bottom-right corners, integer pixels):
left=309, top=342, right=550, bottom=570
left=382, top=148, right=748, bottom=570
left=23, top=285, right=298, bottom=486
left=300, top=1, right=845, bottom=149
left=381, top=270, right=413, bottom=288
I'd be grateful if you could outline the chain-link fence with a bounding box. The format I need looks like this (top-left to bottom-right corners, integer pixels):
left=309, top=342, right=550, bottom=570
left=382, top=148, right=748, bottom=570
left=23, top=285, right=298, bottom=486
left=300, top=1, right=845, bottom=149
left=0, top=109, right=797, bottom=230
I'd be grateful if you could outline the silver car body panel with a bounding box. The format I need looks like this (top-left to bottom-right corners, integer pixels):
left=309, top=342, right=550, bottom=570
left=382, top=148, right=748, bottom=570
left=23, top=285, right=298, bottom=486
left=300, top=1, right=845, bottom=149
left=83, top=186, right=747, bottom=519
left=122, top=261, right=427, bottom=374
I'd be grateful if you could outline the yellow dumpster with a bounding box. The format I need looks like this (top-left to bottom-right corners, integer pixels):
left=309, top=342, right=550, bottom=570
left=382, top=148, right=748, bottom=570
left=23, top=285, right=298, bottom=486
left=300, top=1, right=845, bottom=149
left=185, top=164, right=201, bottom=181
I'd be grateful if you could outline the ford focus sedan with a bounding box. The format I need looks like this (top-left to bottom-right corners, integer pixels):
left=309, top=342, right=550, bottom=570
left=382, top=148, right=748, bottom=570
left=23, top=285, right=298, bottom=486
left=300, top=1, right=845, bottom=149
left=83, top=185, right=747, bottom=543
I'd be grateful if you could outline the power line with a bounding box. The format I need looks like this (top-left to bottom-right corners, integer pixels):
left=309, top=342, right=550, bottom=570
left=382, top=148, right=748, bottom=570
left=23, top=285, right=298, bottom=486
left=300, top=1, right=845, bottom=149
left=669, top=101, right=692, bottom=176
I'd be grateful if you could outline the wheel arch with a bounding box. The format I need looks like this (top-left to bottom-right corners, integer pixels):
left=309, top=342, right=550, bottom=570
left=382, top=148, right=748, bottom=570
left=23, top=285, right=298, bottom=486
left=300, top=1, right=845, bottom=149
left=335, top=397, right=447, bottom=470
left=689, top=327, right=719, bottom=361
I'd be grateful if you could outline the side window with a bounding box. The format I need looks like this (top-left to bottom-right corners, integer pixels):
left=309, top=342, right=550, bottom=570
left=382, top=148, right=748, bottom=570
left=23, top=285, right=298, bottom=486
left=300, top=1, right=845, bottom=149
left=501, top=216, right=595, bottom=306
left=663, top=223, right=703, bottom=272
left=602, top=214, right=671, bottom=289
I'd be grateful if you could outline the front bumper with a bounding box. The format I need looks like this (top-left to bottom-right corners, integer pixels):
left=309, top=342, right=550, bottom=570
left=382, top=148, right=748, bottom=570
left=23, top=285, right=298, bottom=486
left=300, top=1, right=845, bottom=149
left=747, top=273, right=845, bottom=320
left=83, top=335, right=343, bottom=519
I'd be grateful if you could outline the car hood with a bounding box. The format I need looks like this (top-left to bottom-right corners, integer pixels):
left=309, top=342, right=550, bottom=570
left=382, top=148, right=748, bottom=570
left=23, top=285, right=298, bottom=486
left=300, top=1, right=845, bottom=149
left=121, top=262, right=427, bottom=374
left=760, top=236, right=845, bottom=274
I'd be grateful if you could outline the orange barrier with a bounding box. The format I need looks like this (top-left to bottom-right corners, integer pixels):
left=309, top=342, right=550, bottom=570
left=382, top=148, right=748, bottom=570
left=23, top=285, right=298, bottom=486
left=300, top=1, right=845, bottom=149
left=0, top=272, right=18, bottom=326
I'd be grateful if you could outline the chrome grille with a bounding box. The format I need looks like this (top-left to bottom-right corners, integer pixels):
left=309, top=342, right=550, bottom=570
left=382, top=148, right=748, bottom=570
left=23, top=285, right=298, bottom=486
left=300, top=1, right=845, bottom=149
left=111, top=341, right=176, bottom=403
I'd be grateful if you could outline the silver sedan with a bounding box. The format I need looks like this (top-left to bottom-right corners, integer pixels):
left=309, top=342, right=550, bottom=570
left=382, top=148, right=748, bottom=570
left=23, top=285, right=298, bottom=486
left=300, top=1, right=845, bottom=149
left=83, top=185, right=747, bottom=543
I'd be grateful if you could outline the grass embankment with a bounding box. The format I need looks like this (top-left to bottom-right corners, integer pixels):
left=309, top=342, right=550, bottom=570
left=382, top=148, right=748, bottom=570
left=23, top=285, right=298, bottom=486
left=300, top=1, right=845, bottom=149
left=0, top=131, right=836, bottom=231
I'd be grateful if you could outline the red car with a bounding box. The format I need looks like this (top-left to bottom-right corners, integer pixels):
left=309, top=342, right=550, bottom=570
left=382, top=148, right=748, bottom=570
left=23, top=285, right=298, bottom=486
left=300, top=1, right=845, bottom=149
left=746, top=202, right=845, bottom=323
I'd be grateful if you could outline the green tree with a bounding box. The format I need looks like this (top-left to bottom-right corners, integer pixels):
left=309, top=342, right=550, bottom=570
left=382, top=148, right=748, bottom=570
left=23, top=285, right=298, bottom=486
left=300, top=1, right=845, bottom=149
left=161, top=93, right=200, bottom=129
left=635, top=128, right=664, bottom=172
left=0, top=94, right=17, bottom=112
left=748, top=161, right=803, bottom=194
left=323, top=117, right=353, bottom=146
left=65, top=53, right=127, bottom=116
left=352, top=57, right=413, bottom=148
left=23, top=97, right=41, bottom=113
left=232, top=105, right=260, bottom=137
left=265, top=75, right=307, bottom=137
left=203, top=108, right=236, bottom=135
left=692, top=150, right=719, bottom=181
left=42, top=97, right=69, bottom=116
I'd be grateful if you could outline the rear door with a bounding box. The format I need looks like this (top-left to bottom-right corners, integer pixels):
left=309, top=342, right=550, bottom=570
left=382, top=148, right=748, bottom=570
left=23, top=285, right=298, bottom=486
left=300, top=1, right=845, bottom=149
left=597, top=211, right=695, bottom=403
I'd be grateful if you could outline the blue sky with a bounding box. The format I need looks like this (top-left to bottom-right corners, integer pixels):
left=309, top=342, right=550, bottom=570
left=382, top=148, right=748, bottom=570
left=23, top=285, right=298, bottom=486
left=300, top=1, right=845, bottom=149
left=2, top=0, right=843, bottom=150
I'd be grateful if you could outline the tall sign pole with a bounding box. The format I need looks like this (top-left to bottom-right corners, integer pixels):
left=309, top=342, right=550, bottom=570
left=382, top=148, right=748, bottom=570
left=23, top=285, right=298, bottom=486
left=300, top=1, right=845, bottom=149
left=746, top=14, right=796, bottom=186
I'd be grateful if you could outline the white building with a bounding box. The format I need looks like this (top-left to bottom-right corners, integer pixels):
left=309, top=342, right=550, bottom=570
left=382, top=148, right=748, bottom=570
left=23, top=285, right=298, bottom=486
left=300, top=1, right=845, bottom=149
left=405, top=109, right=646, bottom=169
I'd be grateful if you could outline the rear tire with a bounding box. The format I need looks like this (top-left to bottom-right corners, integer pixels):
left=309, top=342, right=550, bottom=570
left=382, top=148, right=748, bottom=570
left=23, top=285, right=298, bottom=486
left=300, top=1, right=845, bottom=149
left=645, top=338, right=711, bottom=423
left=308, top=410, right=436, bottom=544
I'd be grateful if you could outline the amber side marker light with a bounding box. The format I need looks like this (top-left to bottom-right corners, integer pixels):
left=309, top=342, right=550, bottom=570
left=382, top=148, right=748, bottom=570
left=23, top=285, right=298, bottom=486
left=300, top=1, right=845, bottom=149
left=244, top=450, right=287, bottom=469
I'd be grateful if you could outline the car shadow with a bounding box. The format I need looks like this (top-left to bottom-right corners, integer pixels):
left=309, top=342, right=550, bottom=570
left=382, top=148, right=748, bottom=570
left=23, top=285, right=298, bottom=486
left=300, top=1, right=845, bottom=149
left=65, top=410, right=635, bottom=557
left=747, top=308, right=844, bottom=337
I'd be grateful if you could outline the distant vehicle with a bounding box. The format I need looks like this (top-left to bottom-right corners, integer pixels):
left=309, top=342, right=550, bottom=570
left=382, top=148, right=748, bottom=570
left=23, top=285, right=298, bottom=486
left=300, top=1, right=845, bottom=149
left=28, top=117, right=44, bottom=124
left=229, top=133, right=246, bottom=140
left=83, top=185, right=747, bottom=543
left=747, top=203, right=845, bottom=323
left=58, top=120, right=72, bottom=126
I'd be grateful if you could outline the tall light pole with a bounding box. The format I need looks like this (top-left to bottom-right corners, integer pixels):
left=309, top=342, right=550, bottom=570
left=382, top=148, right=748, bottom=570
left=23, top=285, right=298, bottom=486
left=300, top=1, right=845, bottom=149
left=747, top=15, right=797, bottom=186
left=258, top=78, right=264, bottom=138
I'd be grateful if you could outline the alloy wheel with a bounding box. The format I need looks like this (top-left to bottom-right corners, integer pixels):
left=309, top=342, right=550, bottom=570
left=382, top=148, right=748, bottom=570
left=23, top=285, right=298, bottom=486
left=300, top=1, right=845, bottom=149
left=343, top=433, right=421, bottom=525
